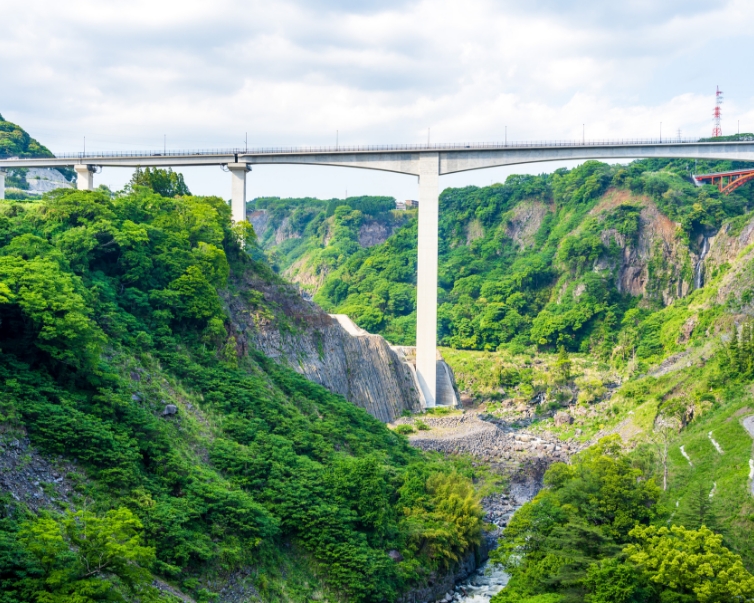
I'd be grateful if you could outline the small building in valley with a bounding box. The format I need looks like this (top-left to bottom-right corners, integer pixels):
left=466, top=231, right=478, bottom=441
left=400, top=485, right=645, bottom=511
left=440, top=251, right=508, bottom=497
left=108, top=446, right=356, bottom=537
left=396, top=199, right=418, bottom=210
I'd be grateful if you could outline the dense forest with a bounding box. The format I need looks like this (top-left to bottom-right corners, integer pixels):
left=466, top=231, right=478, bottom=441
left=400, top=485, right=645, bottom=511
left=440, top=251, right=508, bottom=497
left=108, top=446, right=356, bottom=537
left=252, top=155, right=754, bottom=369
left=315, top=158, right=752, bottom=355
left=490, top=437, right=754, bottom=603
left=0, top=180, right=486, bottom=602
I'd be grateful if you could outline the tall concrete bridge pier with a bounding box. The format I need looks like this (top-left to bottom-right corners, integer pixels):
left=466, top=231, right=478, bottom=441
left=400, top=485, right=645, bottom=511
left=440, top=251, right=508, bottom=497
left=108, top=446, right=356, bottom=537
left=3, top=138, right=754, bottom=406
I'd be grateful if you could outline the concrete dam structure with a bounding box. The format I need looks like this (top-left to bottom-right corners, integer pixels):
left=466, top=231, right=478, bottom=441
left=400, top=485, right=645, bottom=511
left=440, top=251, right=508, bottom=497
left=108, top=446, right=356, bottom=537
left=4, top=137, right=754, bottom=408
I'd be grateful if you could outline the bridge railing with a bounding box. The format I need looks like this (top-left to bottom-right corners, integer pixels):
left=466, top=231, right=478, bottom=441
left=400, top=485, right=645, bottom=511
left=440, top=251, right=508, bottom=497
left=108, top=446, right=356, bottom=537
left=2, top=136, right=754, bottom=161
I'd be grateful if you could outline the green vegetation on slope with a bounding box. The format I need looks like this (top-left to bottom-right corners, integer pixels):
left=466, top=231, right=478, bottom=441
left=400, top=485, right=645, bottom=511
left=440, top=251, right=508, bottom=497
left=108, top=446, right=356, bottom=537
left=489, top=437, right=754, bottom=603
left=252, top=195, right=410, bottom=286
left=311, top=159, right=753, bottom=355
left=0, top=113, right=54, bottom=159
left=0, top=113, right=74, bottom=197
left=0, top=183, right=485, bottom=602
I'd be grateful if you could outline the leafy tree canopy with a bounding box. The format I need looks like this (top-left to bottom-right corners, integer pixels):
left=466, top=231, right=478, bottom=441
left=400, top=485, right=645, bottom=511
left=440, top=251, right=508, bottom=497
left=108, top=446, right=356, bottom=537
left=129, top=167, right=190, bottom=197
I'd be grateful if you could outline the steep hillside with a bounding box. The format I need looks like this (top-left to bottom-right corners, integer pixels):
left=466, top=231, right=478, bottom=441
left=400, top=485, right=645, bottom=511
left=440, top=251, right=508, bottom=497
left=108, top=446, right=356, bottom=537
left=0, top=113, right=74, bottom=197
left=309, top=157, right=754, bottom=355
left=0, top=187, right=485, bottom=602
left=249, top=196, right=412, bottom=292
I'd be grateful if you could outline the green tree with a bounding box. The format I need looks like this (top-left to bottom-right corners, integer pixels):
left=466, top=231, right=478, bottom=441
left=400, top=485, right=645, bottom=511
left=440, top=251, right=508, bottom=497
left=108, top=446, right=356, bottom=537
left=490, top=437, right=660, bottom=603
left=625, top=524, right=754, bottom=603
left=555, top=346, right=572, bottom=383
left=19, top=508, right=158, bottom=602
left=0, top=254, right=105, bottom=369
left=678, top=483, right=719, bottom=531
left=129, top=167, right=190, bottom=197
left=583, top=557, right=653, bottom=603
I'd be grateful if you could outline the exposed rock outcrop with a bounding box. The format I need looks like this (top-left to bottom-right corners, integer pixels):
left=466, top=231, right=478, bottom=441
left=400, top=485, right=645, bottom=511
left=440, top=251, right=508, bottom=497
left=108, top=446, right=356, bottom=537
left=247, top=209, right=270, bottom=238
left=282, top=255, right=329, bottom=291
left=590, top=192, right=693, bottom=304
left=465, top=219, right=484, bottom=244
left=223, top=272, right=423, bottom=422
left=0, top=436, right=79, bottom=513
left=505, top=200, right=548, bottom=248
left=405, top=413, right=576, bottom=467
left=707, top=214, right=754, bottom=314
left=25, top=168, right=73, bottom=194
left=359, top=219, right=393, bottom=247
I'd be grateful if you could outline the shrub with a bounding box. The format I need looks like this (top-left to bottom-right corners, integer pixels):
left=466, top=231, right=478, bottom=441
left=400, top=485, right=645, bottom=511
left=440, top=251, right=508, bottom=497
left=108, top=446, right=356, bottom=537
left=394, top=424, right=416, bottom=435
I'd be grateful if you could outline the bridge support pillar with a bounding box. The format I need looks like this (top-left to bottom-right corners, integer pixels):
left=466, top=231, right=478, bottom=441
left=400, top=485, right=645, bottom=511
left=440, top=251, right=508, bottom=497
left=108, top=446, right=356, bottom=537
left=416, top=153, right=439, bottom=407
left=0, top=170, right=6, bottom=200
left=228, top=163, right=251, bottom=223
left=74, top=165, right=94, bottom=191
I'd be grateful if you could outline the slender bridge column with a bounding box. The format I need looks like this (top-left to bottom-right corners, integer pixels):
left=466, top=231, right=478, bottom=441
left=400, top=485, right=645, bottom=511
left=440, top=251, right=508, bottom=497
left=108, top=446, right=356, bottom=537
left=416, top=153, right=440, bottom=407
left=74, top=165, right=94, bottom=190
left=0, top=170, right=6, bottom=200
left=228, top=163, right=251, bottom=223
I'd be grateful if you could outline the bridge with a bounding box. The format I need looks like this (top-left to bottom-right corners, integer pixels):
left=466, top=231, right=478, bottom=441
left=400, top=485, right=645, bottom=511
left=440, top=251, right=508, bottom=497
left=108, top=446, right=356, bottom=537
left=2, top=138, right=754, bottom=407
left=693, top=167, right=754, bottom=195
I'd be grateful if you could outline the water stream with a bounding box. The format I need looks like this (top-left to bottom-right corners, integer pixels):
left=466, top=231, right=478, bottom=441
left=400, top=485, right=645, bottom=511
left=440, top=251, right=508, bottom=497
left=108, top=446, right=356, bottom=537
left=448, top=498, right=521, bottom=603
left=694, top=235, right=710, bottom=289
left=449, top=560, right=510, bottom=603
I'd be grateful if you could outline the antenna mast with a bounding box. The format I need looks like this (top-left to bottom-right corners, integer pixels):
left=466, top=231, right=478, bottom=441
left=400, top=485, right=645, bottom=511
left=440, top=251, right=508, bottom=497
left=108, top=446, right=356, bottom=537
left=712, top=86, right=723, bottom=137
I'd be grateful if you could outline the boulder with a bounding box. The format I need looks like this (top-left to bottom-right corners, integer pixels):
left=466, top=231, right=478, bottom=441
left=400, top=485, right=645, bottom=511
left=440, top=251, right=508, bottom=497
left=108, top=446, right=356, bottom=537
left=554, top=411, right=573, bottom=426
left=161, top=404, right=178, bottom=416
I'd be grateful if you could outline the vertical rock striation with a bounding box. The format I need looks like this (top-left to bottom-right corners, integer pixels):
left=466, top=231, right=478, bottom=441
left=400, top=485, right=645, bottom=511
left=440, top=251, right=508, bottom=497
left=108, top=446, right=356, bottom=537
left=223, top=272, right=424, bottom=422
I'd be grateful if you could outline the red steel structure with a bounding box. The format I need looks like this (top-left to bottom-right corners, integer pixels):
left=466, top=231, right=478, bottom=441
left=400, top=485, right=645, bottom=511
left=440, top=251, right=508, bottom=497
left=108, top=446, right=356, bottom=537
left=693, top=168, right=754, bottom=195
left=712, top=86, right=723, bottom=137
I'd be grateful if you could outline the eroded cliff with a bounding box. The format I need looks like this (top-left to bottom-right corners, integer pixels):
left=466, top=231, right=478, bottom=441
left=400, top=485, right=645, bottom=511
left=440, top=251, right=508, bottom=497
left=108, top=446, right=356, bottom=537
left=223, top=268, right=423, bottom=422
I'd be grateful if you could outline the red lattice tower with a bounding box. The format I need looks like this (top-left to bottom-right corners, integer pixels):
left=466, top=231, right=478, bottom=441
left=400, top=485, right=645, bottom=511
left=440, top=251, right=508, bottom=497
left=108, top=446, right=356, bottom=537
left=712, top=86, right=723, bottom=137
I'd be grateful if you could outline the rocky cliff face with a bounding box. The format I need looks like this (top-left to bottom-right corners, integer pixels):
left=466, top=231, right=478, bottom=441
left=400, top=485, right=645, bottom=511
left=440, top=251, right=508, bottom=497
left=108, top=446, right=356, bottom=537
left=505, top=200, right=549, bottom=249
left=710, top=214, right=754, bottom=314
left=222, top=270, right=423, bottom=422
left=590, top=192, right=695, bottom=305
left=359, top=218, right=394, bottom=247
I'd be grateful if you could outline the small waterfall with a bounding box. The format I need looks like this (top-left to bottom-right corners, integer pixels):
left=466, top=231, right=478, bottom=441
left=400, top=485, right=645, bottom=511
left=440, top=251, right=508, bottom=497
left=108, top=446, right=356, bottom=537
left=694, top=236, right=710, bottom=289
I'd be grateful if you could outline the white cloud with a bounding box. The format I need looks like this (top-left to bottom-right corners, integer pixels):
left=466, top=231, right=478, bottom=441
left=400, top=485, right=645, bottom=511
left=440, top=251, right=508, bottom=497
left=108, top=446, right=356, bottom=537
left=1, top=0, right=753, bottom=198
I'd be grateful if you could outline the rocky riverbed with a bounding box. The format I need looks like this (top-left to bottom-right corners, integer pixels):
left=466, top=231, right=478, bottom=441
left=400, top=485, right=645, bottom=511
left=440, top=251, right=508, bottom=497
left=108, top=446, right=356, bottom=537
left=397, top=411, right=579, bottom=603
left=401, top=412, right=580, bottom=468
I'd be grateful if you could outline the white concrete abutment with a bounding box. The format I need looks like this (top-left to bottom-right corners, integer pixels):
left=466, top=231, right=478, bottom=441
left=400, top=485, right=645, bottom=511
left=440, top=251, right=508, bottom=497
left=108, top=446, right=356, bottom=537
left=0, top=170, right=5, bottom=200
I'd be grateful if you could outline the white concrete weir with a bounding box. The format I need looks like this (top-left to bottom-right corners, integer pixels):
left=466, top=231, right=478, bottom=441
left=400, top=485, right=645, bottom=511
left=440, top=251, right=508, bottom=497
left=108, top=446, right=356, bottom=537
left=5, top=138, right=754, bottom=409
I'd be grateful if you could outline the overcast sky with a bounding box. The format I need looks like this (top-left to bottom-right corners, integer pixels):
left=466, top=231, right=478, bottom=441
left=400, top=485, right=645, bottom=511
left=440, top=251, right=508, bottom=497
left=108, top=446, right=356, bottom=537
left=2, top=0, right=754, bottom=200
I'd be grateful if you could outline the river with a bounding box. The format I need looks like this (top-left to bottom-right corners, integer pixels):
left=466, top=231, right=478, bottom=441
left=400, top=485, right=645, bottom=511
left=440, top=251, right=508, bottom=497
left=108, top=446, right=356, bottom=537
left=450, top=560, right=510, bottom=602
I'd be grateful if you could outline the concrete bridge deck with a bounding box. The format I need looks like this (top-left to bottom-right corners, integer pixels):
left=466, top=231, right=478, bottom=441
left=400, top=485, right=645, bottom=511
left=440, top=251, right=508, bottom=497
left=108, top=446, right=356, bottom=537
left=3, top=137, right=754, bottom=408
left=2, top=138, right=754, bottom=173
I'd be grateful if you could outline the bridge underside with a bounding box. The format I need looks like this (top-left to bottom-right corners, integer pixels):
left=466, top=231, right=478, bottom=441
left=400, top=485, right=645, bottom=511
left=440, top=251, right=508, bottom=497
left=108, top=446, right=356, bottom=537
left=3, top=140, right=754, bottom=407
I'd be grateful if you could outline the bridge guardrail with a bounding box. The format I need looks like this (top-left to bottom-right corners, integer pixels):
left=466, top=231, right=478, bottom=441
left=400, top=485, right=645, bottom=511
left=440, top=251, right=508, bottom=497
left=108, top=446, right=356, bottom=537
left=2, top=137, right=754, bottom=161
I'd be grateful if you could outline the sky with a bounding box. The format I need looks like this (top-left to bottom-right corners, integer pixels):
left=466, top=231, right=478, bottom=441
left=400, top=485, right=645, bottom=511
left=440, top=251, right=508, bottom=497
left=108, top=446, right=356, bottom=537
left=2, top=0, right=754, bottom=201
